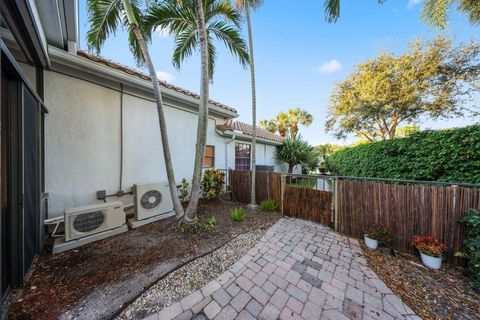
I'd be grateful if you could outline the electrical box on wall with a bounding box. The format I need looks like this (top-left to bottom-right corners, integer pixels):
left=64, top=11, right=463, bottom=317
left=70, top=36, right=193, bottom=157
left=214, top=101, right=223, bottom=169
left=96, top=190, right=106, bottom=201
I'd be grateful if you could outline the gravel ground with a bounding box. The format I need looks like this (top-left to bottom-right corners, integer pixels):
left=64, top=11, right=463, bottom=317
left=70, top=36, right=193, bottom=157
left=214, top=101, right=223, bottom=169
left=362, top=244, right=480, bottom=320
left=117, top=229, right=267, bottom=320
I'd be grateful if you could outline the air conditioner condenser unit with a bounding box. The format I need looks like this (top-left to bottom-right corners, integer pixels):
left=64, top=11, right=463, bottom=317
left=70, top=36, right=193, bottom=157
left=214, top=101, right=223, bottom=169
left=64, top=202, right=125, bottom=242
left=134, top=182, right=173, bottom=221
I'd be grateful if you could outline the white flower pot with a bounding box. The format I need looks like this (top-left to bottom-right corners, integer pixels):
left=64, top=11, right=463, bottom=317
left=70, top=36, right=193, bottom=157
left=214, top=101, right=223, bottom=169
left=364, top=235, right=378, bottom=249
left=420, top=251, right=442, bottom=269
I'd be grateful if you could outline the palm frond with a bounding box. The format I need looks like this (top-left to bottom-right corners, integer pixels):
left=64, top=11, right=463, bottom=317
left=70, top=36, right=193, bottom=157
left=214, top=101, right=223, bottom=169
left=208, top=34, right=217, bottom=80
left=421, top=0, right=455, bottom=29
left=208, top=20, right=249, bottom=69
left=86, top=0, right=123, bottom=53
left=125, top=0, right=151, bottom=66
left=458, top=0, right=480, bottom=25
left=324, top=0, right=340, bottom=23
left=172, top=25, right=199, bottom=70
left=146, top=0, right=248, bottom=79
left=144, top=1, right=196, bottom=36
left=206, top=0, right=243, bottom=27
left=234, top=0, right=264, bottom=13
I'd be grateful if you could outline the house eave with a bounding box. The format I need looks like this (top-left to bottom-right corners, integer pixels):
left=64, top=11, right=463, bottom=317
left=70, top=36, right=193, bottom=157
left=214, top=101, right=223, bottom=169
left=216, top=129, right=283, bottom=146
left=47, top=46, right=239, bottom=119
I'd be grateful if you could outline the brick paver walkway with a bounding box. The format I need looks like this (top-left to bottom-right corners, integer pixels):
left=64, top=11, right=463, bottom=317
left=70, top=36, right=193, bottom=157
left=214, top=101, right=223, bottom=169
left=148, top=218, right=419, bottom=320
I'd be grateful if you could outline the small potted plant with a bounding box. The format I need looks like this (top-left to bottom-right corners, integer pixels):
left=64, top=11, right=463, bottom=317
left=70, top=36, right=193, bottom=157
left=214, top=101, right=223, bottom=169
left=411, top=235, right=447, bottom=270
left=364, top=224, right=391, bottom=249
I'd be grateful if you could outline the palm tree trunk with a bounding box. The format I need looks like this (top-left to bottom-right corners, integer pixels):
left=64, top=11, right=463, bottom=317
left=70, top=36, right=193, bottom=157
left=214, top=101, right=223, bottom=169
left=245, top=5, right=257, bottom=207
left=129, top=22, right=184, bottom=218
left=185, top=0, right=209, bottom=222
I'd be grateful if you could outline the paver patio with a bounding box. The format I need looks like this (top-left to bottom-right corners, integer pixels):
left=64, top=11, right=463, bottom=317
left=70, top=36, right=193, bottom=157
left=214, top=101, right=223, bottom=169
left=147, top=218, right=419, bottom=320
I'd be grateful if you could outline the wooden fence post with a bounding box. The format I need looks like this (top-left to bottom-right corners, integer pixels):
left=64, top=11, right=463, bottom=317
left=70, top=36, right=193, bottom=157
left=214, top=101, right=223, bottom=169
left=334, top=179, right=339, bottom=232
left=280, top=174, right=286, bottom=215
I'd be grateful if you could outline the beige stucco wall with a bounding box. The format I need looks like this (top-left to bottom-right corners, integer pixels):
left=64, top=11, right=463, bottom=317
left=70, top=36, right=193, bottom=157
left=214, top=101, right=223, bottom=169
left=44, top=71, right=283, bottom=217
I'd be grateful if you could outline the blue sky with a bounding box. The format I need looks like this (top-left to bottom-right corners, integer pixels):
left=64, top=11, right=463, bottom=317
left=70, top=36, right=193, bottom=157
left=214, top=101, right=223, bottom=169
left=78, top=0, right=480, bottom=145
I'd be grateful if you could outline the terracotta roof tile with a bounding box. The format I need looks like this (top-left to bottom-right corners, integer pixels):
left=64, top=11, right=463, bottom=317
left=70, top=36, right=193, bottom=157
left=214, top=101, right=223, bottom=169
left=217, top=119, right=284, bottom=143
left=76, top=50, right=237, bottom=114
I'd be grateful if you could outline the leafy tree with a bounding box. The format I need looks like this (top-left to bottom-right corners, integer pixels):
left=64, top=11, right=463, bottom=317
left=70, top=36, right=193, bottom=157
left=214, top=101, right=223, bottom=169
left=234, top=0, right=263, bottom=207
left=86, top=0, right=184, bottom=218
left=396, top=125, right=420, bottom=138
left=326, top=36, right=480, bottom=141
left=146, top=0, right=249, bottom=222
left=315, top=143, right=342, bottom=160
left=324, top=0, right=480, bottom=28
left=275, top=136, right=317, bottom=173
left=260, top=108, right=313, bottom=139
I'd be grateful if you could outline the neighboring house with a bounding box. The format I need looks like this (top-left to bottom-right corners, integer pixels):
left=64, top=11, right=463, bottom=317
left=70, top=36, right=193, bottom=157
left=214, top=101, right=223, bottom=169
left=0, top=0, right=284, bottom=307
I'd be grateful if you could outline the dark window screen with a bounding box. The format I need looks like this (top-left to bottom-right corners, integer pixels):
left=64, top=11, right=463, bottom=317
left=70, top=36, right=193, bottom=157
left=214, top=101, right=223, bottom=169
left=1, top=71, right=10, bottom=298
left=235, top=143, right=251, bottom=171
left=22, top=86, right=39, bottom=274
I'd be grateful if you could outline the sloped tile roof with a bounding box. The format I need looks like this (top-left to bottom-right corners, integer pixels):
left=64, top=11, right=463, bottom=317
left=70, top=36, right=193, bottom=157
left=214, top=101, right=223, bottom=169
left=217, top=119, right=284, bottom=143
left=76, top=50, right=237, bottom=114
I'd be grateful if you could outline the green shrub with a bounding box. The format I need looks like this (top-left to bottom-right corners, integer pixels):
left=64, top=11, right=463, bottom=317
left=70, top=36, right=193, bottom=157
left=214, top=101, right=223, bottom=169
left=176, top=178, right=190, bottom=202
left=456, top=209, right=480, bottom=289
left=230, top=207, right=245, bottom=221
left=325, top=125, right=480, bottom=183
left=203, top=216, right=217, bottom=231
left=202, top=168, right=225, bottom=199
left=260, top=199, right=278, bottom=212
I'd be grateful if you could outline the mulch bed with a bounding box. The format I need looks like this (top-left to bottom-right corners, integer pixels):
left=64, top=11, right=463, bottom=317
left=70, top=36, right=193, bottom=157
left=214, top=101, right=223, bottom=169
left=361, top=243, right=480, bottom=320
left=6, top=199, right=281, bottom=320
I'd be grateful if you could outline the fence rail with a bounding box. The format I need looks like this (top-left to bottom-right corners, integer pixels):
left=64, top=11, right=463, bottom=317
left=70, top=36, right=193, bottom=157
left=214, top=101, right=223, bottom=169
left=228, top=169, right=480, bottom=266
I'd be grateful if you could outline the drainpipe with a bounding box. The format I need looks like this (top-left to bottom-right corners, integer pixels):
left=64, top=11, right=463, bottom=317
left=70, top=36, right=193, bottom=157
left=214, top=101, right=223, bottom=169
left=120, top=84, right=124, bottom=191
left=225, top=132, right=236, bottom=169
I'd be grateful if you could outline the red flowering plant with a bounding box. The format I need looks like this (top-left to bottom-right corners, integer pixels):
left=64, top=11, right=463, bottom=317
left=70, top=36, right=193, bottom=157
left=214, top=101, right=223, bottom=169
left=364, top=224, right=392, bottom=246
left=411, top=235, right=448, bottom=257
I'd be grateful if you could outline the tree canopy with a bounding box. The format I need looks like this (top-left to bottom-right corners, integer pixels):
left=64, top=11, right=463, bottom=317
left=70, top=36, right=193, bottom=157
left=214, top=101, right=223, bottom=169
left=325, top=36, right=480, bottom=141
left=145, top=0, right=249, bottom=80
left=260, top=108, right=313, bottom=139
left=275, top=136, right=317, bottom=173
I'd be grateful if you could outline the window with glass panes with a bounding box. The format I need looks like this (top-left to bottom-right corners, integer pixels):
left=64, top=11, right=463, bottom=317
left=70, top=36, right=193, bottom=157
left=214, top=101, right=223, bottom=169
left=203, top=145, right=215, bottom=168
left=235, top=143, right=251, bottom=170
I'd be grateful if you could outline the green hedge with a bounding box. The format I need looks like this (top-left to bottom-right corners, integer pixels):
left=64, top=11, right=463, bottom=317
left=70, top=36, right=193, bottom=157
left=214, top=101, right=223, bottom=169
left=325, top=125, right=480, bottom=184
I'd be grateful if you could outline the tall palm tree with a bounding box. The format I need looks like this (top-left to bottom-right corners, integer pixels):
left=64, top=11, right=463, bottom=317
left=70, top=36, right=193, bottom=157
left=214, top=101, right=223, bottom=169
left=260, top=109, right=312, bottom=139
left=86, top=0, right=185, bottom=218
left=259, top=112, right=289, bottom=137
left=146, top=0, right=249, bottom=222
left=234, top=0, right=262, bottom=207
left=287, top=108, right=313, bottom=139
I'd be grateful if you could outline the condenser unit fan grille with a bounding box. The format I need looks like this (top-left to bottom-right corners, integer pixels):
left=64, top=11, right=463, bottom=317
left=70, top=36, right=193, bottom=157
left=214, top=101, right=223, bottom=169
left=140, top=190, right=162, bottom=209
left=73, top=210, right=105, bottom=233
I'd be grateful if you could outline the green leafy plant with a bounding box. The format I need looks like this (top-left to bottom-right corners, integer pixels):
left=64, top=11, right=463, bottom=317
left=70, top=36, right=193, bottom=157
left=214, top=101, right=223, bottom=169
left=364, top=224, right=392, bottom=246
left=260, top=199, right=278, bottom=212
left=411, top=235, right=448, bottom=257
left=456, top=209, right=480, bottom=289
left=275, top=136, right=318, bottom=173
left=201, top=168, right=225, bottom=199
left=230, top=207, right=245, bottom=221
left=325, top=125, right=480, bottom=184
left=203, top=216, right=217, bottom=231
left=176, top=178, right=190, bottom=202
